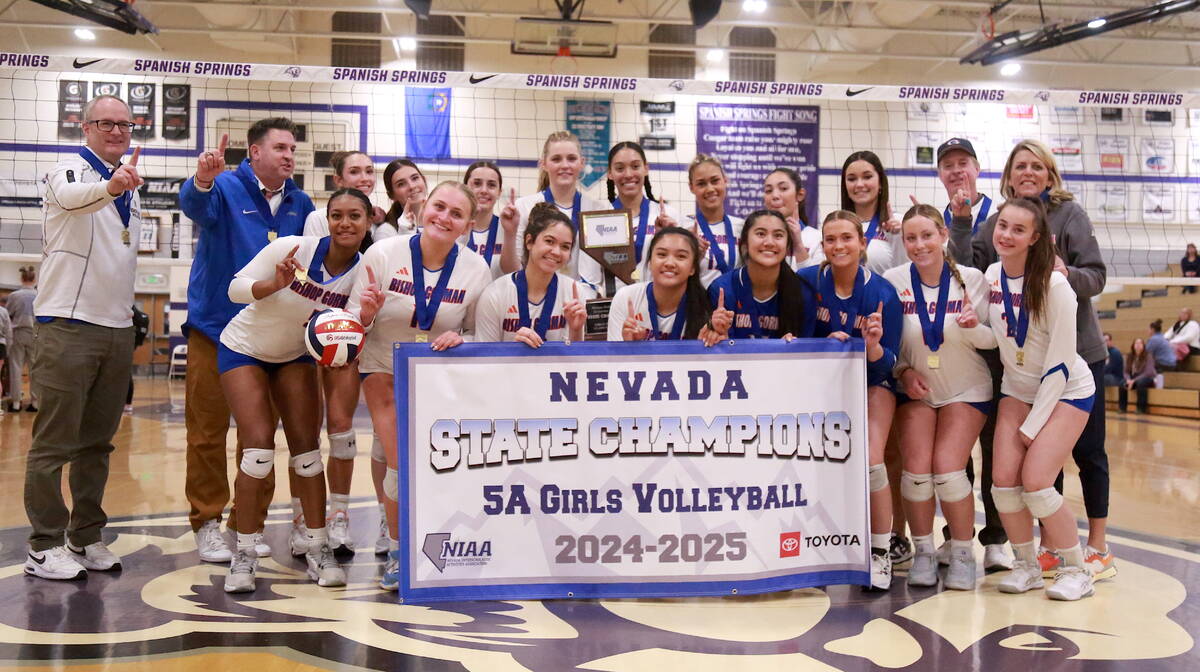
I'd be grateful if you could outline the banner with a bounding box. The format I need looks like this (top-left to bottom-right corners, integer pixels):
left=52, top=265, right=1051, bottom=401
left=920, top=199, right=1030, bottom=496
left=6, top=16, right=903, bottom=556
left=639, top=100, right=675, bottom=151
left=1096, top=135, right=1131, bottom=173
left=57, top=79, right=85, bottom=140
left=128, top=82, right=155, bottom=140
left=161, top=83, right=191, bottom=140
left=1139, top=137, right=1175, bottom=174
left=404, top=87, right=452, bottom=160
left=565, top=99, right=611, bottom=188
left=696, top=103, right=820, bottom=222
left=1142, top=185, right=1176, bottom=223
left=395, top=339, right=870, bottom=604
left=1048, top=135, right=1083, bottom=171
left=90, top=81, right=121, bottom=98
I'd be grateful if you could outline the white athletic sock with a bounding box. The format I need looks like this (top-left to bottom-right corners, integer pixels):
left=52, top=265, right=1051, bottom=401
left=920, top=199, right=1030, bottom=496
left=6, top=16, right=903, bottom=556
left=306, top=526, right=328, bottom=548
left=1059, top=544, right=1085, bottom=569
left=291, top=497, right=304, bottom=525
left=236, top=532, right=257, bottom=551
left=388, top=538, right=399, bottom=552
left=330, top=493, right=350, bottom=516
left=950, top=539, right=973, bottom=551
left=1012, top=541, right=1037, bottom=564
left=913, top=534, right=935, bottom=555
left=870, top=533, right=890, bottom=551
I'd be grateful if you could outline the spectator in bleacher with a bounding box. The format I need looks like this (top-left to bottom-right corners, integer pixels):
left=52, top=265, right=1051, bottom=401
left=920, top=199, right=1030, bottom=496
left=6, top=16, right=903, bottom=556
left=1181, top=243, right=1198, bottom=294
left=1165, top=307, right=1199, bottom=361
left=1147, top=319, right=1176, bottom=371
left=1103, top=333, right=1124, bottom=388
left=1119, top=338, right=1156, bottom=413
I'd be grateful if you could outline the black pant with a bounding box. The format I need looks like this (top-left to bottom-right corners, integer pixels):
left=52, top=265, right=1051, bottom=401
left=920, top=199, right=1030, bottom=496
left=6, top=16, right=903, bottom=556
left=1118, top=376, right=1153, bottom=412
left=1053, top=360, right=1110, bottom=519
left=943, top=348, right=1006, bottom=546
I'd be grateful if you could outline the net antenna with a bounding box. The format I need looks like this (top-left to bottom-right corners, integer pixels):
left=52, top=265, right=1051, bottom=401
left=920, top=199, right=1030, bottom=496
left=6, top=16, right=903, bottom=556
left=512, top=0, right=618, bottom=68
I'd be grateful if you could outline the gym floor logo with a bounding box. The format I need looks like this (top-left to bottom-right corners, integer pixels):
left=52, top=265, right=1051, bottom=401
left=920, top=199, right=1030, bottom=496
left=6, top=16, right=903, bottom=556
left=0, top=509, right=1195, bottom=671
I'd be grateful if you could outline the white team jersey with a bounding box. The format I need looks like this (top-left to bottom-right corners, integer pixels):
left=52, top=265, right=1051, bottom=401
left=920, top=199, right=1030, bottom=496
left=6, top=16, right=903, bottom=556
left=460, top=221, right=507, bottom=279
left=864, top=229, right=907, bottom=275
left=514, top=190, right=608, bottom=280
left=304, top=209, right=330, bottom=237
left=683, top=212, right=745, bottom=288
left=985, top=264, right=1095, bottom=439
left=884, top=263, right=994, bottom=406
left=578, top=199, right=680, bottom=298
left=606, top=282, right=686, bottom=342
left=36, top=149, right=142, bottom=328
left=220, top=236, right=361, bottom=362
left=347, top=234, right=492, bottom=375
left=475, top=271, right=583, bottom=343
left=373, top=221, right=402, bottom=241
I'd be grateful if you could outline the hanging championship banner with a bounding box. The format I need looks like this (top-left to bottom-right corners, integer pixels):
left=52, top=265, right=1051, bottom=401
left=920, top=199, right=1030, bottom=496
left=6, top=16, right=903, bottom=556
left=162, top=83, right=191, bottom=140
left=394, top=339, right=870, bottom=604
left=128, top=82, right=156, bottom=140
left=639, top=100, right=675, bottom=150
left=57, top=80, right=86, bottom=139
left=565, top=99, right=611, bottom=188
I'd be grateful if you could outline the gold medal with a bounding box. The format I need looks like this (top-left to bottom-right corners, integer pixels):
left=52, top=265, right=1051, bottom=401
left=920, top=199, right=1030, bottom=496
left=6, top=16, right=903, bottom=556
left=927, top=354, right=940, bottom=369
left=1016, top=350, right=1025, bottom=366
left=294, top=268, right=307, bottom=283
left=415, top=333, right=429, bottom=343
left=121, top=229, right=131, bottom=246
left=631, top=267, right=641, bottom=282
left=267, top=231, right=277, bottom=241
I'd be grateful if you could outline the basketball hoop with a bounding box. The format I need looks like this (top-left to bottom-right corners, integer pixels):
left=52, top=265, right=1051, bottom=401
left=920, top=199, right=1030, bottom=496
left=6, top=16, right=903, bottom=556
left=551, top=43, right=579, bottom=75
left=980, top=11, right=996, bottom=40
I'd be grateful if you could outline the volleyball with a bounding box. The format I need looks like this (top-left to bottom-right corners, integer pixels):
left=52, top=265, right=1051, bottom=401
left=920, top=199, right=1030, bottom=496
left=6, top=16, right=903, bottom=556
left=305, top=309, right=365, bottom=367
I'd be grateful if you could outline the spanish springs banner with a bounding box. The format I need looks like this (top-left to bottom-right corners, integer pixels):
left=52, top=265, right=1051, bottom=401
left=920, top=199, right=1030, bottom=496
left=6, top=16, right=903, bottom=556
left=395, top=339, right=870, bottom=604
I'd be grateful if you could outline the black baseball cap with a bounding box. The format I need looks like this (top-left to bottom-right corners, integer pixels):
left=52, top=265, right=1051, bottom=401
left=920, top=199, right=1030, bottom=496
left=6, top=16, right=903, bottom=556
left=936, top=137, right=977, bottom=163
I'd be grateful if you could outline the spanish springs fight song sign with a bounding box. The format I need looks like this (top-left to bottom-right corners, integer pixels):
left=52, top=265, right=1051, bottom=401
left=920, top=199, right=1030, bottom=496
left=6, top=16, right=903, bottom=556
left=393, top=339, right=870, bottom=604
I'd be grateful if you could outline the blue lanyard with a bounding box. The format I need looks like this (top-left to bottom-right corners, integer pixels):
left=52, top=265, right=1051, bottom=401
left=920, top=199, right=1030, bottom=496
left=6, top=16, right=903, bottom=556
left=1000, top=269, right=1029, bottom=348
left=409, top=234, right=459, bottom=332
left=78, top=148, right=131, bottom=227
left=514, top=270, right=558, bottom=339
left=695, top=210, right=735, bottom=273
left=942, top=194, right=992, bottom=235
left=542, top=189, right=582, bottom=231
left=645, top=283, right=686, bottom=340
left=910, top=262, right=951, bottom=352
left=467, top=215, right=500, bottom=266
left=306, top=236, right=359, bottom=284
left=820, top=266, right=865, bottom=333
left=614, top=198, right=651, bottom=264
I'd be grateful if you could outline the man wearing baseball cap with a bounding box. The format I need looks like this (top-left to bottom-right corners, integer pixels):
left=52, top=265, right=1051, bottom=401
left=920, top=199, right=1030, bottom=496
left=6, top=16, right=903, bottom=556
left=937, top=138, right=992, bottom=235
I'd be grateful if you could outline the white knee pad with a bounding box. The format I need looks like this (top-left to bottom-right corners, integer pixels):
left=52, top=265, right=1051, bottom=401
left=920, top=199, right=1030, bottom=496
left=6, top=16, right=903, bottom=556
left=328, top=430, right=357, bottom=460
left=868, top=463, right=888, bottom=493
left=1021, top=486, right=1064, bottom=519
left=371, top=432, right=385, bottom=462
left=991, top=485, right=1026, bottom=514
left=933, top=470, right=972, bottom=503
left=900, top=471, right=933, bottom=502
left=383, top=467, right=399, bottom=501
left=239, top=448, right=275, bottom=480
left=290, top=449, right=325, bottom=478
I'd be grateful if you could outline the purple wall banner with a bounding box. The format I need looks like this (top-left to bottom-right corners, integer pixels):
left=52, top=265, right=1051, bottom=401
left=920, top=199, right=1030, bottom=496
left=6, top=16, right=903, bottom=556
left=696, top=103, right=819, bottom=222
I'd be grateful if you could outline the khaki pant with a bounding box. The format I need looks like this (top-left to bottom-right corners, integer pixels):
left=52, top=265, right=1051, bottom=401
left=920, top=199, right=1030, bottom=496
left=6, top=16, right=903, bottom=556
left=184, top=331, right=275, bottom=532
left=25, top=320, right=132, bottom=551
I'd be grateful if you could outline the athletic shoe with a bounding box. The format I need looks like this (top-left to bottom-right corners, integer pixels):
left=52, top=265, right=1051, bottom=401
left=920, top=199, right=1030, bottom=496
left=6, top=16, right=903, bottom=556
left=24, top=546, right=87, bottom=581
left=374, top=506, right=389, bottom=556
left=998, top=559, right=1045, bottom=594
left=381, top=549, right=400, bottom=591
left=224, top=548, right=257, bottom=593
left=289, top=520, right=309, bottom=557
left=252, top=530, right=271, bottom=558
left=1047, top=565, right=1095, bottom=601
left=67, top=541, right=122, bottom=571
left=866, top=550, right=892, bottom=591
left=306, top=544, right=347, bottom=587
left=1085, top=546, right=1118, bottom=581
left=328, top=510, right=356, bottom=557
left=195, top=519, right=232, bottom=563
left=936, top=540, right=951, bottom=566
left=24, top=404, right=38, bottom=413
left=1038, top=546, right=1062, bottom=577
left=983, top=544, right=1013, bottom=573
left=945, top=547, right=977, bottom=590
left=888, top=534, right=914, bottom=564
left=907, top=550, right=938, bottom=587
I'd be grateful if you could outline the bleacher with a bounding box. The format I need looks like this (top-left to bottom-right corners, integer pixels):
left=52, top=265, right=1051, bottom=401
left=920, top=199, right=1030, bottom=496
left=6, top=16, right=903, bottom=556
left=1098, top=264, right=1200, bottom=419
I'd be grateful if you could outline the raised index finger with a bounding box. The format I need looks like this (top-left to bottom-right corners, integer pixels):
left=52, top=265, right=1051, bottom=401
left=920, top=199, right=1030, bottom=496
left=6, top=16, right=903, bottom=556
left=627, top=298, right=635, bottom=315
left=718, top=287, right=725, bottom=307
left=908, top=193, right=918, bottom=207
left=572, top=282, right=579, bottom=300
left=286, top=244, right=300, bottom=259
left=366, top=265, right=377, bottom=286
left=509, top=187, right=516, bottom=205
left=217, top=133, right=229, bottom=155
left=128, top=146, right=141, bottom=167
left=875, top=300, right=884, bottom=314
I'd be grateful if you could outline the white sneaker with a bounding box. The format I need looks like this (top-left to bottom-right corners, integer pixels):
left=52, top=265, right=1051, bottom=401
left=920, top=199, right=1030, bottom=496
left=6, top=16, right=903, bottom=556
left=328, top=510, right=355, bottom=557
left=1047, top=565, right=1095, bottom=601
left=306, top=543, right=347, bottom=587
left=289, top=519, right=309, bottom=557
left=945, top=547, right=977, bottom=590
left=252, top=530, right=271, bottom=558
left=24, top=546, right=87, bottom=580
left=936, top=539, right=951, bottom=566
left=380, top=549, right=400, bottom=591
left=67, top=541, right=122, bottom=571
left=195, top=519, right=232, bottom=563
left=224, top=548, right=257, bottom=593
left=907, top=551, right=938, bottom=587
left=998, top=559, right=1045, bottom=594
left=374, top=505, right=389, bottom=556
left=983, top=543, right=1013, bottom=573
left=867, top=550, right=892, bottom=591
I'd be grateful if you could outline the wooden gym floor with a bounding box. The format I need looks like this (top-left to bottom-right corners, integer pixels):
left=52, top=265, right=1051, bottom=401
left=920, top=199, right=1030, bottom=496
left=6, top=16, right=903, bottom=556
left=0, top=377, right=1195, bottom=671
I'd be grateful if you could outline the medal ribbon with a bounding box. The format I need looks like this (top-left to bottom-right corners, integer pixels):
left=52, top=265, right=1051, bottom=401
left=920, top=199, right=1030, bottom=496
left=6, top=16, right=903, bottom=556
left=942, top=194, right=992, bottom=235
left=542, top=188, right=582, bottom=231
left=820, top=266, right=865, bottom=334
left=410, top=234, right=459, bottom=332
left=910, top=262, right=951, bottom=352
left=645, top=282, right=687, bottom=340
left=613, top=198, right=652, bottom=264
left=1000, top=269, right=1030, bottom=348
left=695, top=209, right=736, bottom=273
left=78, top=148, right=132, bottom=228
left=467, top=215, right=500, bottom=266
left=514, top=270, right=558, bottom=339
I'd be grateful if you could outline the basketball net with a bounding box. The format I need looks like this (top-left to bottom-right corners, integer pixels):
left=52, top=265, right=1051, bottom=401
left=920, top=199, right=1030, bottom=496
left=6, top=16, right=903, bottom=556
left=551, top=43, right=579, bottom=75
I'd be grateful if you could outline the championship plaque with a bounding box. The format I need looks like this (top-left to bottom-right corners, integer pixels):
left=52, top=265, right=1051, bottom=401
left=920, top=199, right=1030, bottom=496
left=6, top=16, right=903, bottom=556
left=579, top=209, right=638, bottom=285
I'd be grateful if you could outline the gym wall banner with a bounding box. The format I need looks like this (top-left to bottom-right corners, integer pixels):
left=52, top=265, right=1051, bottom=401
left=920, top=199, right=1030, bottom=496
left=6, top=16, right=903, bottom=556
left=393, top=339, right=870, bottom=604
left=565, top=99, right=612, bottom=188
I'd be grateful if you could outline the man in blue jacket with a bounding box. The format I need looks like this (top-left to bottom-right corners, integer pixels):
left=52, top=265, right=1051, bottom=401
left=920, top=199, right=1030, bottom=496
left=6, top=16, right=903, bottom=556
left=178, top=117, right=314, bottom=563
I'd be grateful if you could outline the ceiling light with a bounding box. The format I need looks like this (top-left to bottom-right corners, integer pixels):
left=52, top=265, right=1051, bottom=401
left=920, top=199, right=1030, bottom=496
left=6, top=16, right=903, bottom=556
left=1088, top=18, right=1107, bottom=28
left=706, top=48, right=725, bottom=62
left=742, top=0, right=768, bottom=12
left=74, top=27, right=96, bottom=40
left=1000, top=62, right=1022, bottom=76
left=395, top=36, right=417, bottom=51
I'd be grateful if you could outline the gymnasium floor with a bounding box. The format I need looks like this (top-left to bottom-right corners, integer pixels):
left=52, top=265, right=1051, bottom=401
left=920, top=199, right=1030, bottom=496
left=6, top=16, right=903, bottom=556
left=0, top=377, right=1195, bottom=671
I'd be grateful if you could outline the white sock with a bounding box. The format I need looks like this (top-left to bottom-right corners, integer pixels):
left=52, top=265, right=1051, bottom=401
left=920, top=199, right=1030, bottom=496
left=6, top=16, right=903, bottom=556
left=1059, top=543, right=1085, bottom=569
left=388, top=537, right=399, bottom=552
left=1012, top=541, right=1037, bottom=564
left=330, top=493, right=350, bottom=516
left=306, top=526, right=328, bottom=548
left=950, top=539, right=973, bottom=551
left=870, top=533, right=890, bottom=551
left=236, top=532, right=257, bottom=551
left=291, top=497, right=304, bottom=525
left=913, top=534, right=935, bottom=555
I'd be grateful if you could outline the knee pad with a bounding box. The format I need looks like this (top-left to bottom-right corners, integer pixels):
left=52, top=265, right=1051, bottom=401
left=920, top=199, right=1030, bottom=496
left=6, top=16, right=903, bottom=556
left=868, top=463, right=888, bottom=493
left=990, top=485, right=1026, bottom=514
left=328, top=430, right=357, bottom=460
left=933, top=470, right=972, bottom=503
left=1021, top=486, right=1064, bottom=519
left=371, top=433, right=385, bottom=462
left=383, top=467, right=398, bottom=501
left=900, top=471, right=933, bottom=502
left=290, top=449, right=325, bottom=478
left=239, top=448, right=275, bottom=480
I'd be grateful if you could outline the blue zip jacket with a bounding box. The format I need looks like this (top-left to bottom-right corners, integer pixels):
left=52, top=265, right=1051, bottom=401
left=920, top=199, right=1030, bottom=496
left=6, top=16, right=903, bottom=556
left=797, top=265, right=902, bottom=387
left=178, top=159, right=315, bottom=342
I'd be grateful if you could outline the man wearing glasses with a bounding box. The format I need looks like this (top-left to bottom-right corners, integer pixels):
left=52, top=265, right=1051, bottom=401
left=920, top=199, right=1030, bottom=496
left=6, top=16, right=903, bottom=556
left=24, top=94, right=143, bottom=580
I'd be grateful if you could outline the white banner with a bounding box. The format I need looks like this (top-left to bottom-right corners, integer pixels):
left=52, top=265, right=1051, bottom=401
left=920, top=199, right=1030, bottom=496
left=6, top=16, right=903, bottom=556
left=1096, top=135, right=1132, bottom=173
left=1142, top=185, right=1177, bottom=223
left=1094, top=183, right=1128, bottom=222
left=1139, top=137, right=1175, bottom=175
left=395, top=340, right=870, bottom=603
left=1048, top=135, right=1083, bottom=171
